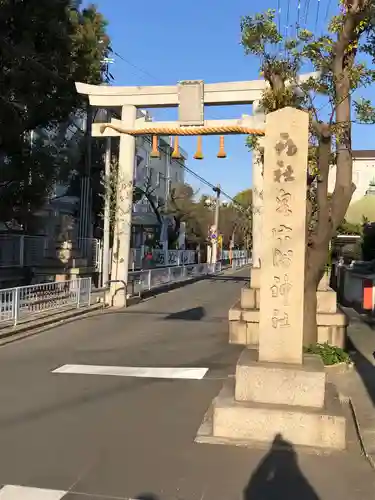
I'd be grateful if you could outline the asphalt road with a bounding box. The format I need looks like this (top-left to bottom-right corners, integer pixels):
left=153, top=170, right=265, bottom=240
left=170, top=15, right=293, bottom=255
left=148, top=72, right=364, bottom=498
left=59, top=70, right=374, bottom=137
left=0, top=268, right=373, bottom=500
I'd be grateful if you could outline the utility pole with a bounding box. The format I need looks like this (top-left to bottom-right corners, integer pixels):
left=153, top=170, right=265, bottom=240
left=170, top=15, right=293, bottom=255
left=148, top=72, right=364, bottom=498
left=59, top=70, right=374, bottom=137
left=100, top=53, right=115, bottom=287
left=102, top=109, right=111, bottom=287
left=212, top=184, right=221, bottom=264
left=78, top=107, right=93, bottom=257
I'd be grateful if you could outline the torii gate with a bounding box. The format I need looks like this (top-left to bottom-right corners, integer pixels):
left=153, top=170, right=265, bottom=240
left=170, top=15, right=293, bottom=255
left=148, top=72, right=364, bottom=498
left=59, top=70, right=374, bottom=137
left=76, top=75, right=315, bottom=307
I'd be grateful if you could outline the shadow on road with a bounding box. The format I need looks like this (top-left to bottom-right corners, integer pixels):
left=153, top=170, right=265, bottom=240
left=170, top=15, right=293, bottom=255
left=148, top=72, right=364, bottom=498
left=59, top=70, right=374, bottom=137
left=164, top=306, right=206, bottom=321
left=134, top=435, right=319, bottom=500
left=244, top=434, right=319, bottom=500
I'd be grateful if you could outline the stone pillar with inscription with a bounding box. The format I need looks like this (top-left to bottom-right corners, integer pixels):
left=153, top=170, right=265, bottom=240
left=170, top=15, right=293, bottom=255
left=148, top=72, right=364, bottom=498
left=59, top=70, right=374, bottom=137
left=228, top=112, right=347, bottom=349
left=258, top=109, right=307, bottom=364
left=198, top=108, right=346, bottom=451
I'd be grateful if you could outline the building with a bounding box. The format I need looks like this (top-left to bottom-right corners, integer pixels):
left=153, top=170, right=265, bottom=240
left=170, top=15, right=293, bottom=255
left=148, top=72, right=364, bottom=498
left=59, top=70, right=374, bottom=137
left=2, top=108, right=186, bottom=250
left=132, top=112, right=186, bottom=247
left=328, top=150, right=375, bottom=204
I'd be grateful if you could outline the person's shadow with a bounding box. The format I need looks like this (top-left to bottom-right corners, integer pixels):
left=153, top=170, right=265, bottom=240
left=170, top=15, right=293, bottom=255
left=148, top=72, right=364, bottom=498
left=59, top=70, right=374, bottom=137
left=244, top=434, right=320, bottom=500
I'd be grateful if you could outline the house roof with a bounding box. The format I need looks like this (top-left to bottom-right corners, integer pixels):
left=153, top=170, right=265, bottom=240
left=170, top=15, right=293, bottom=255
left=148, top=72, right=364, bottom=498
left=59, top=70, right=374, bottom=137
left=353, top=150, right=375, bottom=159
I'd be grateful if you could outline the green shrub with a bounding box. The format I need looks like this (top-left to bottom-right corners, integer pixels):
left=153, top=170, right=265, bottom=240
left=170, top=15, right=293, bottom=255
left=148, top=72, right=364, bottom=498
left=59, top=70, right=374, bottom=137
left=304, top=342, right=350, bottom=366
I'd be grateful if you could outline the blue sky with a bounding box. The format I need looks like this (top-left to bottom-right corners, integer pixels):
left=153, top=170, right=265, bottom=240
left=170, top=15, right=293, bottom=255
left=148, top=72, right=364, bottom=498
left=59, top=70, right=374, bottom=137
left=87, top=0, right=375, bottom=199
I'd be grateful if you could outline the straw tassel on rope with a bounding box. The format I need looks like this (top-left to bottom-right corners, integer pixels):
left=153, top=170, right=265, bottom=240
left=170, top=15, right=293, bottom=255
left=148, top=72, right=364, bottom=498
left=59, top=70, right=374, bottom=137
left=193, top=136, right=204, bottom=160
left=217, top=135, right=227, bottom=158
left=171, top=136, right=181, bottom=159
left=150, top=135, right=160, bottom=158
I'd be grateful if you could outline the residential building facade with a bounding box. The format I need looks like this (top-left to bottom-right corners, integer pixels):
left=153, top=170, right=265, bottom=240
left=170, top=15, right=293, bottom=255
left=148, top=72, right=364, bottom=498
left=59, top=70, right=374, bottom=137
left=328, top=150, right=375, bottom=204
left=3, top=108, right=186, bottom=249
left=132, top=112, right=186, bottom=247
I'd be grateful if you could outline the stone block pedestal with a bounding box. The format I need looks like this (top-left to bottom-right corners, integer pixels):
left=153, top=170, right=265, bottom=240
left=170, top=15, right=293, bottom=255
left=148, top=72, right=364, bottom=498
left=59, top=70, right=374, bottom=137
left=229, top=301, right=348, bottom=347
left=211, top=378, right=346, bottom=450
left=196, top=349, right=346, bottom=451
left=235, top=349, right=325, bottom=408
left=229, top=270, right=348, bottom=349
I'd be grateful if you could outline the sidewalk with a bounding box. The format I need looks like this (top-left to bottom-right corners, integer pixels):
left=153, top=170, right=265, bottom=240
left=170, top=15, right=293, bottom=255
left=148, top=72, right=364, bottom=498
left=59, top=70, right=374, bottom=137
left=330, top=306, right=375, bottom=468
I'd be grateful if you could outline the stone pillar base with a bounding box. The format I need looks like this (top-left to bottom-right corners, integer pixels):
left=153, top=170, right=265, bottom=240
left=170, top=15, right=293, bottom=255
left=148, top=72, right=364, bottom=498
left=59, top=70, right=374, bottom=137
left=105, top=283, right=127, bottom=308
left=229, top=278, right=348, bottom=348
left=196, top=349, right=346, bottom=451
left=235, top=349, right=326, bottom=408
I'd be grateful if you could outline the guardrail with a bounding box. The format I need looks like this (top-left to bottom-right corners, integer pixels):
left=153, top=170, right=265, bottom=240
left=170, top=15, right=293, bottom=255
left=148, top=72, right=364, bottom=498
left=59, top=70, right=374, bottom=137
left=0, top=277, right=92, bottom=327
left=231, top=257, right=252, bottom=270
left=0, top=235, right=99, bottom=269
left=0, top=259, right=248, bottom=327
left=126, top=262, right=222, bottom=296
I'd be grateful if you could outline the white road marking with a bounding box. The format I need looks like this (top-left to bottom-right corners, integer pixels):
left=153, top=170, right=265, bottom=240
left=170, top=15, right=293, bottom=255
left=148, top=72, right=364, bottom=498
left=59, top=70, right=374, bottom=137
left=52, top=364, right=209, bottom=380
left=0, top=485, right=67, bottom=499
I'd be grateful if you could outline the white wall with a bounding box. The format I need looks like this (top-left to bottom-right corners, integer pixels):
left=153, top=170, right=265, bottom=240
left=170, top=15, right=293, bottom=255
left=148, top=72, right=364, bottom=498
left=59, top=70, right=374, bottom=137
left=328, top=155, right=375, bottom=204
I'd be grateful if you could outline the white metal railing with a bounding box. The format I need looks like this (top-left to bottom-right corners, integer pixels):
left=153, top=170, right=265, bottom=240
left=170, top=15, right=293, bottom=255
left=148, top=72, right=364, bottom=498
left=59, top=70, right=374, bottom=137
left=129, top=248, right=196, bottom=270
left=231, top=257, right=252, bottom=269
left=0, top=277, right=92, bottom=327
left=221, top=249, right=249, bottom=262
left=124, top=256, right=251, bottom=296
left=0, top=234, right=100, bottom=269
left=127, top=262, right=222, bottom=295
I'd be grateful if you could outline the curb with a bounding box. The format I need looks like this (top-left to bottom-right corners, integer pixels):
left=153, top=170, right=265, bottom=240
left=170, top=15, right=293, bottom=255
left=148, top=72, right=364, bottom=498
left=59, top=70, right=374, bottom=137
left=335, top=306, right=375, bottom=470
left=349, top=398, right=375, bottom=470
left=0, top=303, right=104, bottom=347
left=324, top=362, right=354, bottom=375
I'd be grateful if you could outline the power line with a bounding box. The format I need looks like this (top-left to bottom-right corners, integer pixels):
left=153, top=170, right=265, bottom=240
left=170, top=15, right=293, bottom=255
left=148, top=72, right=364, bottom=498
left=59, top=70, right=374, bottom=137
left=296, top=0, right=302, bottom=34
left=111, top=45, right=249, bottom=211
left=315, top=0, right=321, bottom=32
left=286, top=0, right=291, bottom=36
left=111, top=50, right=161, bottom=83
left=303, top=0, right=311, bottom=28
left=325, top=0, right=332, bottom=22
left=277, top=0, right=282, bottom=41
left=109, top=51, right=249, bottom=212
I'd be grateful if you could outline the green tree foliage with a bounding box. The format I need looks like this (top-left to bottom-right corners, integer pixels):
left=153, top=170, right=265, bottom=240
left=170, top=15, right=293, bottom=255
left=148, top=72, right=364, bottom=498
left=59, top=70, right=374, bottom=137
left=0, top=0, right=110, bottom=230
left=166, top=185, right=253, bottom=249
left=336, top=219, right=363, bottom=235
left=241, top=1, right=375, bottom=343
left=167, top=183, right=208, bottom=247
left=233, top=188, right=253, bottom=207
left=218, top=189, right=253, bottom=248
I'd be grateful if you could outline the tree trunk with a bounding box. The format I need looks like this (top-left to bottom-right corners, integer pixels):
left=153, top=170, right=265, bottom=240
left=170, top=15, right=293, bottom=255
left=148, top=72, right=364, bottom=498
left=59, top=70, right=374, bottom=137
left=303, top=244, right=326, bottom=346
left=303, top=275, right=318, bottom=347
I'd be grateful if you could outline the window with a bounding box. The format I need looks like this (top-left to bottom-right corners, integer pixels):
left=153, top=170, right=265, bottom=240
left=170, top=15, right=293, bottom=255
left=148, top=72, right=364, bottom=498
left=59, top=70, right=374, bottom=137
left=156, top=172, right=161, bottom=187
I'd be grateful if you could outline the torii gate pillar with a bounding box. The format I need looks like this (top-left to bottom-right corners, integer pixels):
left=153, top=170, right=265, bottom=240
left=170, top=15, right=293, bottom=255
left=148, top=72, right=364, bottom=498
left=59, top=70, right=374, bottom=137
left=108, top=105, right=137, bottom=307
